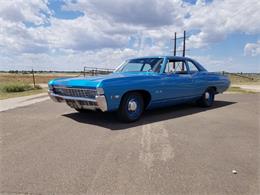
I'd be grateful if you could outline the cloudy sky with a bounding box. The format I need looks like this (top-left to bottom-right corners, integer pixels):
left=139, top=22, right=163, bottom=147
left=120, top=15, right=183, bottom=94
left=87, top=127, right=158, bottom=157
left=0, top=0, right=259, bottom=72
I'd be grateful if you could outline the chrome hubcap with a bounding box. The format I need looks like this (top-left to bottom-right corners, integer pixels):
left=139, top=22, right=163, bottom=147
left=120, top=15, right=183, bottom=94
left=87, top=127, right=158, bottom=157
left=128, top=99, right=137, bottom=111
left=205, top=92, right=210, bottom=100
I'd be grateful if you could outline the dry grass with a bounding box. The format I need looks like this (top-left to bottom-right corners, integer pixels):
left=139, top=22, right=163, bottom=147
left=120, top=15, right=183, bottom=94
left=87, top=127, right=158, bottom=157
left=0, top=72, right=80, bottom=85
left=227, top=86, right=255, bottom=94
left=227, top=74, right=260, bottom=84
left=0, top=88, right=46, bottom=100
left=0, top=73, right=79, bottom=99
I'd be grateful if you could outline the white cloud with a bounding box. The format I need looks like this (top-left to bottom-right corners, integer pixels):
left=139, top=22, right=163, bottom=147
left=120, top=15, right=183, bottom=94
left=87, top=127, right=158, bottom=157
left=0, top=18, right=49, bottom=54
left=190, top=55, right=234, bottom=72
left=0, top=0, right=260, bottom=72
left=0, top=0, right=52, bottom=55
left=0, top=46, right=163, bottom=71
left=2, top=0, right=259, bottom=54
left=185, top=0, right=260, bottom=48
left=2, top=47, right=257, bottom=73
left=38, top=17, right=130, bottom=51
left=0, top=0, right=51, bottom=25
left=244, top=41, right=260, bottom=56
left=64, top=0, right=185, bottom=27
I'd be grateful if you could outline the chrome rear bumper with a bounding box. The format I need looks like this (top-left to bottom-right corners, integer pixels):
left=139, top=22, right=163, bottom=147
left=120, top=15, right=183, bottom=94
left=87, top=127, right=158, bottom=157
left=48, top=91, right=107, bottom=112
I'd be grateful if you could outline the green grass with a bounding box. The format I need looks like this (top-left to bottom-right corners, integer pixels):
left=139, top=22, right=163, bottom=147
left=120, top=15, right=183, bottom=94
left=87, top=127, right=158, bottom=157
left=3, top=83, right=33, bottom=92
left=0, top=83, right=46, bottom=100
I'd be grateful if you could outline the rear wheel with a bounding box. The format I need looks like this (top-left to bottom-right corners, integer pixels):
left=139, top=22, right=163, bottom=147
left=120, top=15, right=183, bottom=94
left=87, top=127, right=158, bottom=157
left=197, top=88, right=215, bottom=107
left=117, top=92, right=144, bottom=122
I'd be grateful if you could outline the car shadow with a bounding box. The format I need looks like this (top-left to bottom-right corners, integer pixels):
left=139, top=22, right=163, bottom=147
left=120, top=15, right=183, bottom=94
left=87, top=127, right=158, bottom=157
left=63, top=100, right=236, bottom=130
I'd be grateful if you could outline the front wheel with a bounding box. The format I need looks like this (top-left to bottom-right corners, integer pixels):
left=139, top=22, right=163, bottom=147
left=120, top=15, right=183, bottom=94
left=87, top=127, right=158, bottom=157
left=197, top=88, right=215, bottom=107
left=117, top=92, right=144, bottom=122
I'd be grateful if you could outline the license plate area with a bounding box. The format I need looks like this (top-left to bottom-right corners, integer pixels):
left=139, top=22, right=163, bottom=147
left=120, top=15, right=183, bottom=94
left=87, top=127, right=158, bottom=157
left=66, top=100, right=97, bottom=110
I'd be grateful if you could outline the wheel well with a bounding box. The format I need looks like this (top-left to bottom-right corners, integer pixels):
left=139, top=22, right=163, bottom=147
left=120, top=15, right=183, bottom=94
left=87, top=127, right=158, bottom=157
left=208, top=86, right=217, bottom=93
left=121, top=90, right=151, bottom=109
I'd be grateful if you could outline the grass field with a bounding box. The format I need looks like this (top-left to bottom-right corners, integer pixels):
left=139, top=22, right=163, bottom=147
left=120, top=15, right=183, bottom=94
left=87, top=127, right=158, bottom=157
left=227, top=86, right=256, bottom=94
left=0, top=72, right=259, bottom=99
left=226, top=73, right=260, bottom=84
left=0, top=72, right=80, bottom=85
left=0, top=82, right=46, bottom=100
left=0, top=73, right=79, bottom=99
left=0, top=88, right=46, bottom=100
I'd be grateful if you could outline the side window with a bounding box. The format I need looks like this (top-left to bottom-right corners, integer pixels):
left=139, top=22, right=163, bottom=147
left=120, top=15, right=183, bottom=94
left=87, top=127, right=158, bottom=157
left=153, top=59, right=163, bottom=73
left=142, top=63, right=152, bottom=71
left=165, top=60, right=188, bottom=74
left=187, top=60, right=199, bottom=74
left=164, top=61, right=175, bottom=73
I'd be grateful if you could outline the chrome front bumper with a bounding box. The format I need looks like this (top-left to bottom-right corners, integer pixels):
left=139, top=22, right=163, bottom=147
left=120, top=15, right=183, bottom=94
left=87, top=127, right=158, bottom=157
left=48, top=91, right=108, bottom=112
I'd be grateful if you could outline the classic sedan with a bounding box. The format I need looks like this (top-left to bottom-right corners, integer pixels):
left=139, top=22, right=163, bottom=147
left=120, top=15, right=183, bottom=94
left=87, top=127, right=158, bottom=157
left=48, top=56, right=230, bottom=122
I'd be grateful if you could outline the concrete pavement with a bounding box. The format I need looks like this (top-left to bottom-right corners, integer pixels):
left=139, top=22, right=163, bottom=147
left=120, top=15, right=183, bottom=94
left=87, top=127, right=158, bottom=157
left=0, top=93, right=48, bottom=112
left=0, top=94, right=259, bottom=194
left=232, top=84, right=260, bottom=93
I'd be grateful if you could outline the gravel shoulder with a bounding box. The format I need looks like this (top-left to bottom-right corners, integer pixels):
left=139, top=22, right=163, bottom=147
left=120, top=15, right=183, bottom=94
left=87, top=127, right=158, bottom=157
left=0, top=93, right=48, bottom=112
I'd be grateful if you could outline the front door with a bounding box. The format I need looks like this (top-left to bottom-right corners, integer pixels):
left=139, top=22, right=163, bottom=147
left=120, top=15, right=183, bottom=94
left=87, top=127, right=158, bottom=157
left=160, top=59, right=194, bottom=101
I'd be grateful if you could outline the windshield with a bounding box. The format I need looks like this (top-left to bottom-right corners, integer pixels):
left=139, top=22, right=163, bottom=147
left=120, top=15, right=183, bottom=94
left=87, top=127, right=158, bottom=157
left=115, top=58, right=163, bottom=73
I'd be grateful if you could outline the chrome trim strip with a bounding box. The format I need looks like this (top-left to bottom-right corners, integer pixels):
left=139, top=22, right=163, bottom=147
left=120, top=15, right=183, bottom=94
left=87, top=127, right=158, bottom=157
left=96, top=95, right=108, bottom=112
left=52, top=87, right=97, bottom=99
left=48, top=91, right=108, bottom=112
left=49, top=92, right=97, bottom=102
left=54, top=86, right=97, bottom=91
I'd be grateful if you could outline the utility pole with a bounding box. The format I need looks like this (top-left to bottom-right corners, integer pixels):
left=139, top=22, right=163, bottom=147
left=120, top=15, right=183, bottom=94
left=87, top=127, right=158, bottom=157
left=172, top=30, right=187, bottom=57
left=174, top=32, right=177, bottom=56
left=182, top=30, right=186, bottom=57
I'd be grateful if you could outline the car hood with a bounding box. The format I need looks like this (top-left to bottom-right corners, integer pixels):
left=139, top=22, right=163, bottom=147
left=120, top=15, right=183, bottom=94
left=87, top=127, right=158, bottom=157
left=49, top=72, right=158, bottom=88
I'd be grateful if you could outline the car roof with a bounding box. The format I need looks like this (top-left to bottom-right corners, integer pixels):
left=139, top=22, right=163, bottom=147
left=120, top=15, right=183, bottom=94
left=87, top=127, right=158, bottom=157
left=128, top=56, right=193, bottom=61
left=127, top=56, right=207, bottom=71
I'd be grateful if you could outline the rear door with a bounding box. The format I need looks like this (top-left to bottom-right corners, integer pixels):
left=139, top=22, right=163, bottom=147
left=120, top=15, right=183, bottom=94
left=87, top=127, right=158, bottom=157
left=186, top=59, right=207, bottom=96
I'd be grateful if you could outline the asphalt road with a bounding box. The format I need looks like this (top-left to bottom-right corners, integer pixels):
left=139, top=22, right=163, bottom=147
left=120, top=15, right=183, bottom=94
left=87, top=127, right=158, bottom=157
left=0, top=94, right=259, bottom=195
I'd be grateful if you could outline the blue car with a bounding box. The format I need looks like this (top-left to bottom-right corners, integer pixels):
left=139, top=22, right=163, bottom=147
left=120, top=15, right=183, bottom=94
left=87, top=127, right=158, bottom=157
left=48, top=56, right=230, bottom=122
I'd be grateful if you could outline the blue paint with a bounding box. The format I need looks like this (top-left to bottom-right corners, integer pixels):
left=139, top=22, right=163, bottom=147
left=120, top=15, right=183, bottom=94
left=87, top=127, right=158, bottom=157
left=49, top=56, right=230, bottom=112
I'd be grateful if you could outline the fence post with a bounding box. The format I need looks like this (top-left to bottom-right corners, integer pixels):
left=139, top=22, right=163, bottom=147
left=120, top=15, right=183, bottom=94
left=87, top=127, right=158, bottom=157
left=32, top=69, right=36, bottom=88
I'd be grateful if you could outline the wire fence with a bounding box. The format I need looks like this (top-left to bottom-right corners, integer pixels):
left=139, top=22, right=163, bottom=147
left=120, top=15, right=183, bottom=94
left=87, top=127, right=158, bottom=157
left=83, top=66, right=114, bottom=76
left=222, top=71, right=255, bottom=80
left=1, top=68, right=259, bottom=88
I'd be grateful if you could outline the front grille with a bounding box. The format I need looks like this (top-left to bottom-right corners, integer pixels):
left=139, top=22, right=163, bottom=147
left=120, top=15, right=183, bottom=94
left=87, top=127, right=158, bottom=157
left=77, top=100, right=97, bottom=106
left=53, top=87, right=97, bottom=99
left=66, top=100, right=97, bottom=108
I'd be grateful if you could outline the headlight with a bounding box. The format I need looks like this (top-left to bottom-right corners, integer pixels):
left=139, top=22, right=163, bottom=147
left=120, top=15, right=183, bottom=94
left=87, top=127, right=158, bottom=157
left=96, top=87, right=104, bottom=95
